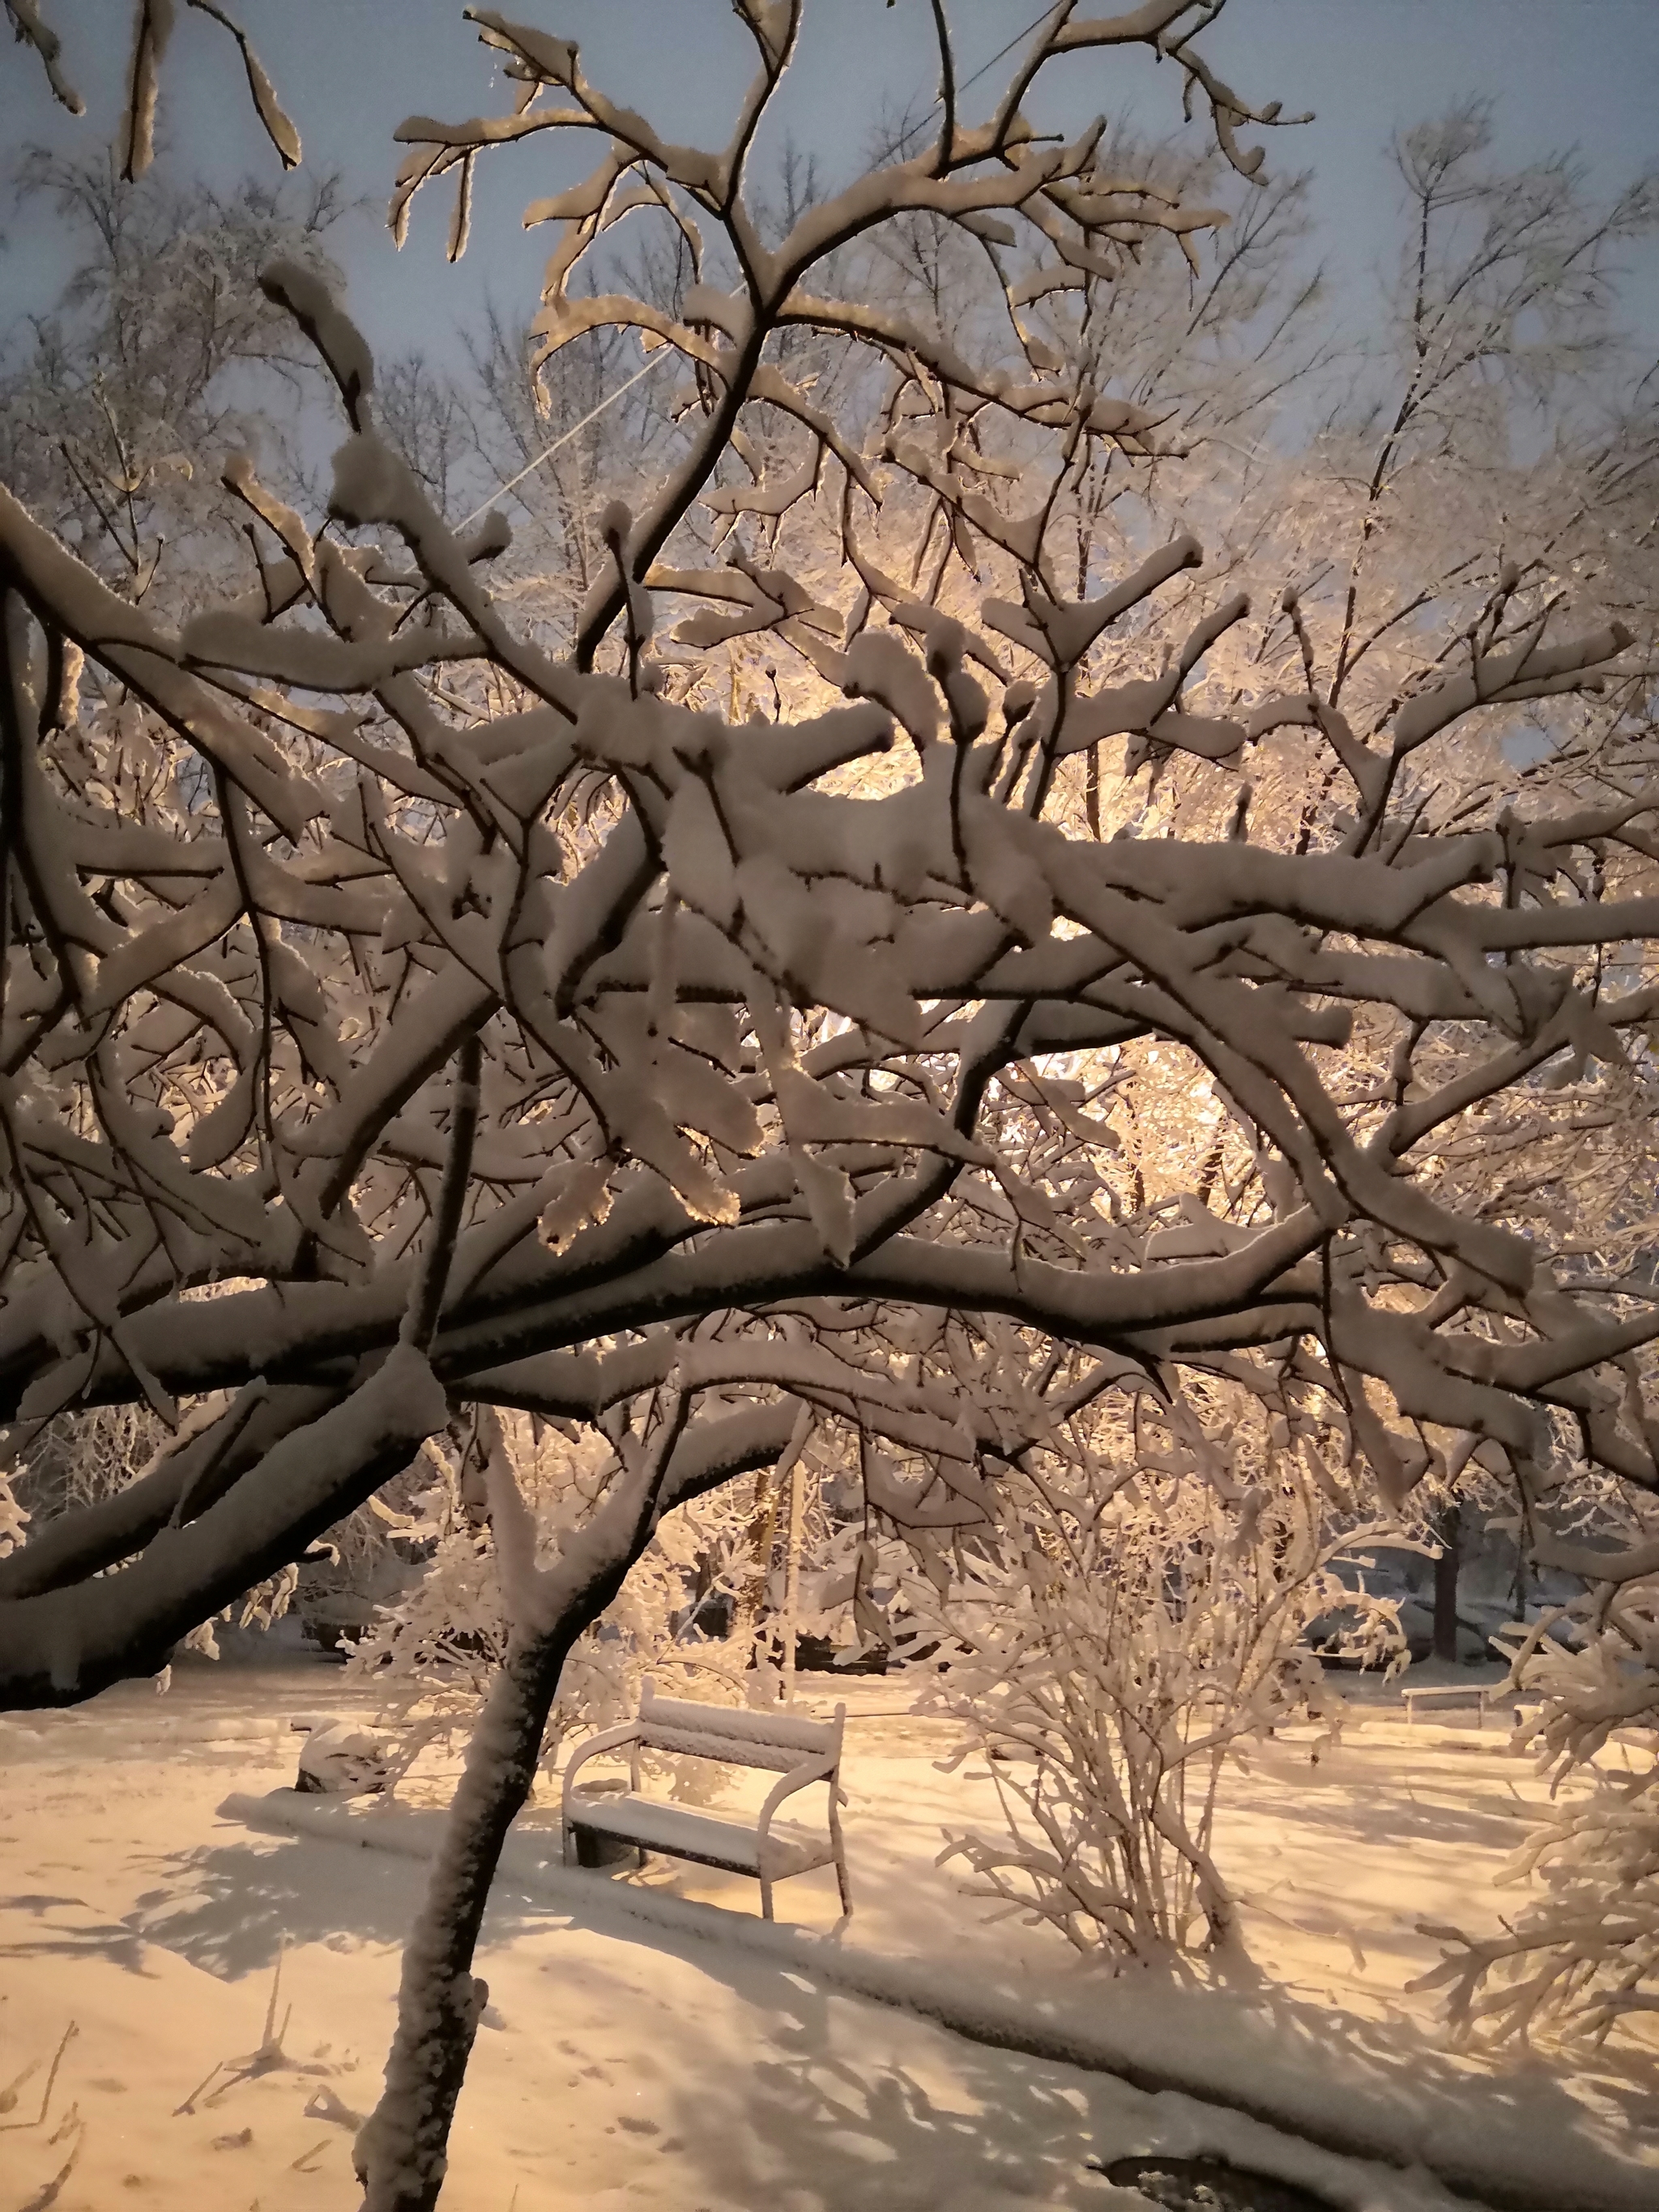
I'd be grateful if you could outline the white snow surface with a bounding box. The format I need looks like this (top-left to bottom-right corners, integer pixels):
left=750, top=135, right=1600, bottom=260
left=1, top=1658, right=1654, bottom=2212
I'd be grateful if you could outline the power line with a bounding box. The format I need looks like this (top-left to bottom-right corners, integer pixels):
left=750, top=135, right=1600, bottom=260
left=892, top=2, right=1062, bottom=154
left=456, top=350, right=670, bottom=531
left=456, top=5, right=1060, bottom=526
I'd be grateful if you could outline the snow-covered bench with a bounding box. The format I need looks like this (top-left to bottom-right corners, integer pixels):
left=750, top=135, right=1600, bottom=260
left=561, top=1681, right=852, bottom=1921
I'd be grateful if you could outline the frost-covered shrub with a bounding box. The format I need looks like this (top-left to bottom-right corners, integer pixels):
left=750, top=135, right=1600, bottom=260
left=906, top=1433, right=1403, bottom=1967
left=9, top=1401, right=166, bottom=1524
left=1417, top=1493, right=1659, bottom=2048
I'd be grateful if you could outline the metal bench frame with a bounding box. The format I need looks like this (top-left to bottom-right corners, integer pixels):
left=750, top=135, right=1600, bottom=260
left=560, top=1680, right=851, bottom=1920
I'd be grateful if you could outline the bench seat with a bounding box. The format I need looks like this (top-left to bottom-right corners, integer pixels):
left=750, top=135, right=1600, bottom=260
left=565, top=1792, right=833, bottom=1878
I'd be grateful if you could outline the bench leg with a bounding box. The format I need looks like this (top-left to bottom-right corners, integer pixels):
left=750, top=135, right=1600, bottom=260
left=759, top=1873, right=774, bottom=1922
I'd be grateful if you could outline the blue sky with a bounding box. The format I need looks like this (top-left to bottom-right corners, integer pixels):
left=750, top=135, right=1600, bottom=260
left=4, top=2, right=1657, bottom=396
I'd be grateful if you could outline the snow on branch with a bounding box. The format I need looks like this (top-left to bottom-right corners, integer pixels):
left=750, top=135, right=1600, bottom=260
left=6, top=0, right=303, bottom=177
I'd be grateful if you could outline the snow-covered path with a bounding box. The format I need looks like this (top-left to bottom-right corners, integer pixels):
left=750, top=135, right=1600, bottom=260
left=1, top=1656, right=1654, bottom=2212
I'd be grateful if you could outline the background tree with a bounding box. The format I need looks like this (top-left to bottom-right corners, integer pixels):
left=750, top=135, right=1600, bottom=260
left=0, top=151, right=346, bottom=609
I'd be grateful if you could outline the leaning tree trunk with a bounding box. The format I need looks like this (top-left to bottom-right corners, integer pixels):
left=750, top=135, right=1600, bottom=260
left=353, top=1579, right=617, bottom=2210
left=353, top=1393, right=794, bottom=2209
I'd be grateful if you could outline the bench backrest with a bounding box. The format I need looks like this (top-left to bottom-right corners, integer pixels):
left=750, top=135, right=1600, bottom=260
left=637, top=1681, right=844, bottom=1774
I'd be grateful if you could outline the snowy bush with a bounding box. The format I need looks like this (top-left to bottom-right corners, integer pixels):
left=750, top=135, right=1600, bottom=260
left=902, top=1390, right=1403, bottom=1966
left=1416, top=1491, right=1659, bottom=2049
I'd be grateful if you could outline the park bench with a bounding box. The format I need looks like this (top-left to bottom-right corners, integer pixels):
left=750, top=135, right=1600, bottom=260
left=1401, top=1681, right=1497, bottom=1728
left=561, top=1681, right=852, bottom=1921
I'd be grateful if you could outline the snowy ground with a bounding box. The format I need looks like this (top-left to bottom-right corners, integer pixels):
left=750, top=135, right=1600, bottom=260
left=1, top=1649, right=1655, bottom=2212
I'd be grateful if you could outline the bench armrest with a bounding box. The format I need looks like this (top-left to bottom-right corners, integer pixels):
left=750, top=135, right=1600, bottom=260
left=561, top=1720, right=642, bottom=1826
left=755, top=1753, right=837, bottom=1848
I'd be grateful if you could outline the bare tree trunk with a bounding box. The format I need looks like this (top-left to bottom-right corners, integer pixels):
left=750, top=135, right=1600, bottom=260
left=731, top=1408, right=813, bottom=1700
left=1433, top=1502, right=1461, bottom=1663
left=778, top=1451, right=804, bottom=1704
left=354, top=1387, right=777, bottom=2210
left=354, top=1583, right=616, bottom=2211
left=732, top=1464, right=779, bottom=1664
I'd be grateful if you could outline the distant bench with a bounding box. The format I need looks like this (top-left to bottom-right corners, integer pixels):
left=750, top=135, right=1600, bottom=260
left=1401, top=1682, right=1498, bottom=1728
left=561, top=1681, right=852, bottom=1922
